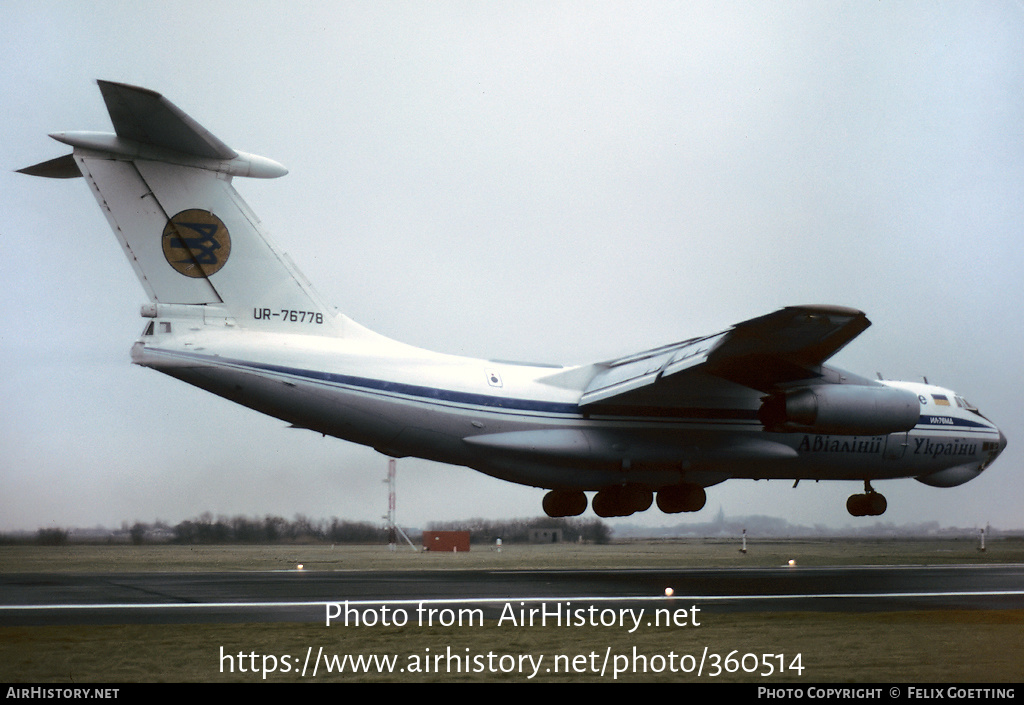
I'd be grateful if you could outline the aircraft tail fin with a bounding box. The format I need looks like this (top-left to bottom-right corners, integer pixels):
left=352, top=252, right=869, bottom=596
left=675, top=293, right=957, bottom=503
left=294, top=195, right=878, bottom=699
left=19, top=80, right=344, bottom=335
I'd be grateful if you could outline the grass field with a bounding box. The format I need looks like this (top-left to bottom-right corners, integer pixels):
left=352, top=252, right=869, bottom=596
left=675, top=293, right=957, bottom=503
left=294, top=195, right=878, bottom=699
left=2, top=536, right=1022, bottom=573
left=1, top=539, right=1022, bottom=683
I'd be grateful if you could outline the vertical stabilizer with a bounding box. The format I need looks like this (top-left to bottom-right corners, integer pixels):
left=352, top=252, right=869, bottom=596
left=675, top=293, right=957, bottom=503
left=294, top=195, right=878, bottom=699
left=20, top=81, right=342, bottom=335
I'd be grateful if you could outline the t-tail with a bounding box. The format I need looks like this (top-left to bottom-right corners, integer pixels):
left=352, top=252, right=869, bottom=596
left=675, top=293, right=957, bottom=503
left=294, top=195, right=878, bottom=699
left=18, top=80, right=348, bottom=336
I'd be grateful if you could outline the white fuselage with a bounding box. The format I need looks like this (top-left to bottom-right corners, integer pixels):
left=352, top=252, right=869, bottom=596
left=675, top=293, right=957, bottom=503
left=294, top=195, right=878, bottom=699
left=132, top=319, right=1005, bottom=493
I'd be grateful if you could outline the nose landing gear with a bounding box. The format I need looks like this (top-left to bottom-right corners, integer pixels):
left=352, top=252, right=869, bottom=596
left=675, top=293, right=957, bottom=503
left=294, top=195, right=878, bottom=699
left=847, top=480, right=887, bottom=517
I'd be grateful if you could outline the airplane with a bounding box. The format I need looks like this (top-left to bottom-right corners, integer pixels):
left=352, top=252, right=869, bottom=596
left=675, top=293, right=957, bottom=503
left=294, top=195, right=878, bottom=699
left=19, top=81, right=1007, bottom=519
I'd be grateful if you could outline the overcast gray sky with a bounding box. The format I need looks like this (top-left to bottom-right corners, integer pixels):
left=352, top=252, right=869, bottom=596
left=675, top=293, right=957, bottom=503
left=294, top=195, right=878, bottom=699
left=2, top=1, right=1022, bottom=533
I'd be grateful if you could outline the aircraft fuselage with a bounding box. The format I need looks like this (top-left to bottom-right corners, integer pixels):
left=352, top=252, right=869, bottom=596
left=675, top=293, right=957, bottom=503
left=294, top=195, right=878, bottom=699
left=132, top=321, right=1005, bottom=497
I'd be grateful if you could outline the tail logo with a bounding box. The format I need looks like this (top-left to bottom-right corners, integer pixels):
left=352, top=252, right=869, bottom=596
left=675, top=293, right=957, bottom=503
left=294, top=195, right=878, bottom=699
left=161, top=209, right=232, bottom=278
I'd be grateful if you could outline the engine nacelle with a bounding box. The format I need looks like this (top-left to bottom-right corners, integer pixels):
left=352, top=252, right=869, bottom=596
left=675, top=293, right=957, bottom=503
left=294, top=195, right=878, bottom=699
left=759, top=384, right=920, bottom=435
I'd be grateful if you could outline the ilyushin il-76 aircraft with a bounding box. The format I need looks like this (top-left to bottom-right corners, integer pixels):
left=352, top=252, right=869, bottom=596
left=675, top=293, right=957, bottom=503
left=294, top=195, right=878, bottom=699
left=21, top=81, right=1007, bottom=519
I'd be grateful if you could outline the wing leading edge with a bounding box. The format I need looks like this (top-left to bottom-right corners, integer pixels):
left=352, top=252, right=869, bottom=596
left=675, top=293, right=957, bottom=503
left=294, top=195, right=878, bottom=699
left=579, top=305, right=870, bottom=407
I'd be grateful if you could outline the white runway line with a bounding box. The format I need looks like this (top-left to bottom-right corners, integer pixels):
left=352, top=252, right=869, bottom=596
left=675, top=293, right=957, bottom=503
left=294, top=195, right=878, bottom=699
left=4, top=589, right=1024, bottom=612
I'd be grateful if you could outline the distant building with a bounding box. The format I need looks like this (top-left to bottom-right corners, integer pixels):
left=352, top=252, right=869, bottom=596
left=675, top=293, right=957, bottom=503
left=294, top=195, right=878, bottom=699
left=529, top=528, right=563, bottom=543
left=422, top=530, right=470, bottom=552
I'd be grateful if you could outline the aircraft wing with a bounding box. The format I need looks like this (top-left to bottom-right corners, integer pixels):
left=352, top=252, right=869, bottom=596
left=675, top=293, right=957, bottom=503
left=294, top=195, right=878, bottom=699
left=579, top=305, right=870, bottom=407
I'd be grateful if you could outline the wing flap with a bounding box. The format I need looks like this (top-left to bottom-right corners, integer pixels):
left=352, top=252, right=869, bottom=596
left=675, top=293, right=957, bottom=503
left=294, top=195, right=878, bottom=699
left=579, top=332, right=725, bottom=406
left=580, top=305, right=871, bottom=408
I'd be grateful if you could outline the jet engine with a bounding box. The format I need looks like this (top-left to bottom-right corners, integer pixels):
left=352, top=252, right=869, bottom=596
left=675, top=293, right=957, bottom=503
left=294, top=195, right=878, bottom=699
left=759, top=384, right=919, bottom=435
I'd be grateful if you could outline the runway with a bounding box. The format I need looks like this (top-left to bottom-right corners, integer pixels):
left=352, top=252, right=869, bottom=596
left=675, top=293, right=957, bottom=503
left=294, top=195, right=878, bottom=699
left=2, top=564, right=1022, bottom=626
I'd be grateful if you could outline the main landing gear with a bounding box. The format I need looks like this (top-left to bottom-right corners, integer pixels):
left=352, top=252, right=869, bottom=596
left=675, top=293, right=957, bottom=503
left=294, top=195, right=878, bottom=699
left=847, top=480, right=887, bottom=517
left=544, top=481, right=889, bottom=519
left=541, top=489, right=588, bottom=518
left=542, top=484, right=707, bottom=518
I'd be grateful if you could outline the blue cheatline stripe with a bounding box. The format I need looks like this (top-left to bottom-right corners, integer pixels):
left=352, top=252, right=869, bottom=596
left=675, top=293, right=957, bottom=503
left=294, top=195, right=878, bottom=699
left=148, top=347, right=580, bottom=414
left=145, top=347, right=765, bottom=423
left=255, top=359, right=583, bottom=414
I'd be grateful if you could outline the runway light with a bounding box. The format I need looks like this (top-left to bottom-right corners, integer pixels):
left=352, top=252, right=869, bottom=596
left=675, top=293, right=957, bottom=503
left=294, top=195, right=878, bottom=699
left=297, top=564, right=304, bottom=570
left=664, top=587, right=674, bottom=597
left=788, top=559, right=796, bottom=566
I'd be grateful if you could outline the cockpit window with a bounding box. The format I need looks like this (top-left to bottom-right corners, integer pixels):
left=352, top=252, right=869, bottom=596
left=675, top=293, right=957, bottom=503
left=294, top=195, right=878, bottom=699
left=955, top=395, right=983, bottom=417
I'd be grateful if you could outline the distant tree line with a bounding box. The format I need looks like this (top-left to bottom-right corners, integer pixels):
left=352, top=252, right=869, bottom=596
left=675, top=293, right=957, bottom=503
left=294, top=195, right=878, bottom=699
left=0, top=528, right=71, bottom=546
left=0, top=515, right=390, bottom=545
left=0, top=514, right=611, bottom=546
left=426, top=516, right=611, bottom=544
left=167, top=513, right=386, bottom=544
left=36, top=528, right=69, bottom=545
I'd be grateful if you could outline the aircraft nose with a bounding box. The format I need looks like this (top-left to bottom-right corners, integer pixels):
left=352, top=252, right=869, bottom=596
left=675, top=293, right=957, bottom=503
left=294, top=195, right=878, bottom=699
left=998, top=428, right=1008, bottom=454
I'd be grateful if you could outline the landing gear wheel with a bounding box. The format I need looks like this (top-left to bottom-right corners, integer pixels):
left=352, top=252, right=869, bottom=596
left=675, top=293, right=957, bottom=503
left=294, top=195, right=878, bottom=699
left=656, top=484, right=706, bottom=514
left=542, top=490, right=587, bottom=518
left=847, top=482, right=887, bottom=517
left=592, top=485, right=653, bottom=517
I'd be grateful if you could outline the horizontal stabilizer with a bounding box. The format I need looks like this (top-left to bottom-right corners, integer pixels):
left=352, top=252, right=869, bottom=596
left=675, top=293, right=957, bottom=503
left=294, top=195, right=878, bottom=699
left=20, top=80, right=286, bottom=180
left=16, top=153, right=81, bottom=179
left=98, top=80, right=236, bottom=160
